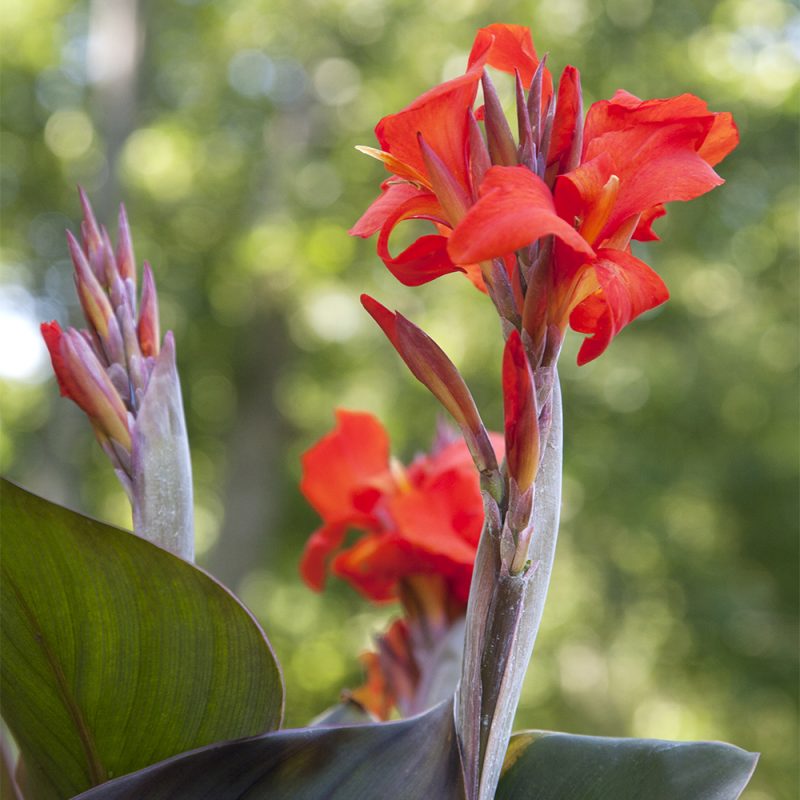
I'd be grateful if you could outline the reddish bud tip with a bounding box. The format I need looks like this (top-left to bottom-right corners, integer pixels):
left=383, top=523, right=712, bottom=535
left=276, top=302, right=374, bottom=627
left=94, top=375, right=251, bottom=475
left=137, top=262, right=160, bottom=357
left=503, top=329, right=539, bottom=492
left=41, top=321, right=73, bottom=399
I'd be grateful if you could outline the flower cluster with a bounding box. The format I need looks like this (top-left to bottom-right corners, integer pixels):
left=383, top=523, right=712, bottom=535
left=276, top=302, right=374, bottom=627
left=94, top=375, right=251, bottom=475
left=341, top=23, right=737, bottom=793
left=300, top=411, right=503, bottom=720
left=300, top=410, right=503, bottom=605
left=353, top=23, right=737, bottom=365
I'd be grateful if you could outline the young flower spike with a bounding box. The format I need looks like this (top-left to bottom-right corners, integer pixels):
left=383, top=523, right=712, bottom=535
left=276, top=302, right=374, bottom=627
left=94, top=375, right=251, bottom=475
left=41, top=190, right=194, bottom=560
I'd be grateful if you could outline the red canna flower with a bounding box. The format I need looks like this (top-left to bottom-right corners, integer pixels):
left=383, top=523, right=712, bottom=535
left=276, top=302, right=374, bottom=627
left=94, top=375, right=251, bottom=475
left=350, top=24, right=551, bottom=292
left=448, top=89, right=738, bottom=364
left=300, top=409, right=503, bottom=605
left=354, top=22, right=737, bottom=365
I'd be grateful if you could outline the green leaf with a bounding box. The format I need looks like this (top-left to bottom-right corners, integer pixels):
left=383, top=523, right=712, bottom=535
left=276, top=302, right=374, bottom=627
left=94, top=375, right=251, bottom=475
left=0, top=479, right=284, bottom=800
left=73, top=699, right=464, bottom=800
left=495, top=730, right=758, bottom=800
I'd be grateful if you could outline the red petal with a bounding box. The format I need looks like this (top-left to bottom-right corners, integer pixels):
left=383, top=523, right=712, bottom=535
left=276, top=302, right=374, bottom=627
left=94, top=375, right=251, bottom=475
left=350, top=181, right=428, bottom=238
left=448, top=165, right=595, bottom=265
left=570, top=248, right=669, bottom=365
left=697, top=111, right=739, bottom=167
left=632, top=204, right=667, bottom=241
left=300, top=409, right=393, bottom=525
left=374, top=190, right=463, bottom=286
left=299, top=522, right=348, bottom=591
left=375, top=69, right=482, bottom=193
left=469, top=23, right=544, bottom=88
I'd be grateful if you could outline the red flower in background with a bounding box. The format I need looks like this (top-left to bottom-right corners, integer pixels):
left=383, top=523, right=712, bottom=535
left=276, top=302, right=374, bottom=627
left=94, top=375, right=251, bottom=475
left=300, top=410, right=503, bottom=606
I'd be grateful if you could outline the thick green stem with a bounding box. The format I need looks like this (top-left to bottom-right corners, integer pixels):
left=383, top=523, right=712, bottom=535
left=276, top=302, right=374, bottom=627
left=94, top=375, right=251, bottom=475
left=456, top=377, right=563, bottom=800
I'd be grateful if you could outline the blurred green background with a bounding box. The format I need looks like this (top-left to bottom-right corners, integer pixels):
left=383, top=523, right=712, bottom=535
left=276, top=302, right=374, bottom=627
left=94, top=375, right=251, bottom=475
left=1, top=0, right=797, bottom=796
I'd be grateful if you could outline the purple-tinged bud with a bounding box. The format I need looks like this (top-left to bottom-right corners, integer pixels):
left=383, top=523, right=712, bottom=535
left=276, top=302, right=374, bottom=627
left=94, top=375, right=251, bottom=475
left=527, top=54, right=549, bottom=148
left=137, top=262, right=160, bottom=358
left=481, top=71, right=517, bottom=168
left=116, top=203, right=137, bottom=289
left=502, top=330, right=539, bottom=495
left=515, top=70, right=534, bottom=169
left=361, top=294, right=500, bottom=488
left=60, top=328, right=132, bottom=451
left=467, top=109, right=491, bottom=199
left=67, top=230, right=115, bottom=342
left=78, top=186, right=105, bottom=281
left=417, top=133, right=471, bottom=226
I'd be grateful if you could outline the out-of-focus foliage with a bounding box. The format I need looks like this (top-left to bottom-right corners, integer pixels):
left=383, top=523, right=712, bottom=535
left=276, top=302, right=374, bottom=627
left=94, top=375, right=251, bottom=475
left=1, top=1, right=796, bottom=798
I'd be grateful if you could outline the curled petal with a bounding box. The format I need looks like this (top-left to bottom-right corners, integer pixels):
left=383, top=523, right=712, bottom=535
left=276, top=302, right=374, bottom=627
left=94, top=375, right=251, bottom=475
left=350, top=181, right=430, bottom=239
left=571, top=248, right=669, bottom=365
left=372, top=190, right=463, bottom=286
left=300, top=522, right=349, bottom=591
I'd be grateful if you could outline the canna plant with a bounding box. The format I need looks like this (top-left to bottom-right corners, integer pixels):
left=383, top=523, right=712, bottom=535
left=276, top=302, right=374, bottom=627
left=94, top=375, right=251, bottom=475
left=1, top=21, right=758, bottom=800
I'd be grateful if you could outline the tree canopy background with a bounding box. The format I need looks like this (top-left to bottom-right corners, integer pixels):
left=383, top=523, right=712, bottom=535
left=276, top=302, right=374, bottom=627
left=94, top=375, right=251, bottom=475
left=1, top=1, right=797, bottom=797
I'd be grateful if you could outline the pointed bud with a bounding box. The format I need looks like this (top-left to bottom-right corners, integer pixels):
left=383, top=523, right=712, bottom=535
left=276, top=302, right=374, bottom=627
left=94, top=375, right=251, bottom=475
left=481, top=71, right=518, bottom=167
left=67, top=230, right=115, bottom=342
left=515, top=70, right=534, bottom=168
left=361, top=294, right=499, bottom=479
left=527, top=54, right=549, bottom=147
left=137, top=262, right=160, bottom=358
left=41, top=322, right=74, bottom=399
left=503, top=330, right=539, bottom=493
left=78, top=186, right=105, bottom=281
left=522, top=238, right=553, bottom=362
left=59, top=328, right=132, bottom=451
left=116, top=204, right=137, bottom=288
left=467, top=109, right=492, bottom=198
left=547, top=66, right=583, bottom=175
left=417, top=133, right=471, bottom=226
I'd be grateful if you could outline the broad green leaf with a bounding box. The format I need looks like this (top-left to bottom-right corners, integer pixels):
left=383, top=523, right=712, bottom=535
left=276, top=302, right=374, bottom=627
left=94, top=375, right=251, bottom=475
left=0, top=479, right=284, bottom=800
left=495, top=730, right=758, bottom=800
left=73, top=698, right=464, bottom=800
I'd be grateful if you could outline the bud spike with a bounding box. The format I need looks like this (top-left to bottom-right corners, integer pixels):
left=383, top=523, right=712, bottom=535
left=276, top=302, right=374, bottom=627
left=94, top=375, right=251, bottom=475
left=481, top=70, right=518, bottom=167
